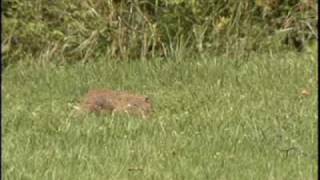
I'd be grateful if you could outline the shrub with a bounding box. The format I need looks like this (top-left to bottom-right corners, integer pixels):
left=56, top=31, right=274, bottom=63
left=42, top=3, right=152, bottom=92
left=2, top=0, right=318, bottom=66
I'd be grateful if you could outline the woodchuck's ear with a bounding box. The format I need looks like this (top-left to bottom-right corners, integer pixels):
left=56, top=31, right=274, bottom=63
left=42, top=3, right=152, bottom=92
left=144, top=96, right=150, bottom=102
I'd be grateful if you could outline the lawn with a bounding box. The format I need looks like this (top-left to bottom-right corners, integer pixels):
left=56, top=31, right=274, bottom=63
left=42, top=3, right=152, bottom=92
left=3, top=50, right=318, bottom=179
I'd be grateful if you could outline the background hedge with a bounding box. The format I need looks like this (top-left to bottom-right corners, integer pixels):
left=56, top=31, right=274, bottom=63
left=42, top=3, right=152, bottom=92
left=2, top=0, right=318, bottom=65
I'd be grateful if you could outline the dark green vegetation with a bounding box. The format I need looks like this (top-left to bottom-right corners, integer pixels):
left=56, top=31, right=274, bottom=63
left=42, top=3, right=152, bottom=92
left=2, top=0, right=318, bottom=66
left=3, top=50, right=318, bottom=179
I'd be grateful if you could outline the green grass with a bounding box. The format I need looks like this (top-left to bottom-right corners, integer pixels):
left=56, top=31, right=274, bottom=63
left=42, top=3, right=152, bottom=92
left=3, top=50, right=318, bottom=179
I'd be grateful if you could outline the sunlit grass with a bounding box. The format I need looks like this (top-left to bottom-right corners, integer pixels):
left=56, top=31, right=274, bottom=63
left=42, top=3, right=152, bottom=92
left=3, top=50, right=317, bottom=179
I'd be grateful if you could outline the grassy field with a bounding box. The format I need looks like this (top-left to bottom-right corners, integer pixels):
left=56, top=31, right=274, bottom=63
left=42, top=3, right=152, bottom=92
left=3, top=50, right=318, bottom=179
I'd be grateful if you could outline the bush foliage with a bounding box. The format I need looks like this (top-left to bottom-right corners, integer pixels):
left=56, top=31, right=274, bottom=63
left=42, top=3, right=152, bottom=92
left=2, top=0, right=318, bottom=65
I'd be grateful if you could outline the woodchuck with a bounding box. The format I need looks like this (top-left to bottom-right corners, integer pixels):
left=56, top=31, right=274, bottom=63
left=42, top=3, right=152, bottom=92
left=79, top=89, right=153, bottom=119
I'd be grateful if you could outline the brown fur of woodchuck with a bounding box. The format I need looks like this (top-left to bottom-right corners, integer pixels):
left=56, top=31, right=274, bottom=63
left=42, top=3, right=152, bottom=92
left=79, top=89, right=153, bottom=119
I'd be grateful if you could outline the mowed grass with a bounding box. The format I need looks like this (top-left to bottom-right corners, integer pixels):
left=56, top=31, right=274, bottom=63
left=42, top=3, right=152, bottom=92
left=3, top=51, right=318, bottom=179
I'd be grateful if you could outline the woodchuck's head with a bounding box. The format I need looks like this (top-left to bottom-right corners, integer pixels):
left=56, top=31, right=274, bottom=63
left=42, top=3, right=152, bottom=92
left=125, top=96, right=153, bottom=118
